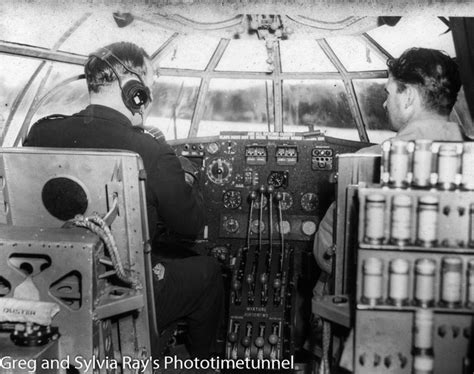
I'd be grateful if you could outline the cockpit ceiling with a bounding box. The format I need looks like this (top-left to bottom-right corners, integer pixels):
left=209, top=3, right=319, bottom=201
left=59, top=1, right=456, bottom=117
left=0, top=1, right=471, bottom=47
left=1, top=1, right=473, bottom=146
left=1, top=0, right=473, bottom=20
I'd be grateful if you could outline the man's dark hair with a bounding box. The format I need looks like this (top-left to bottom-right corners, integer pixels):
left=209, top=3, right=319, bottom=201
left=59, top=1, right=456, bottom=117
left=85, top=42, right=150, bottom=93
left=387, top=47, right=461, bottom=116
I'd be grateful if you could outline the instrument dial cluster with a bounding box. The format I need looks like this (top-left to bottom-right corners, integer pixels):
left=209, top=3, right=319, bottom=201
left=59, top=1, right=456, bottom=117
left=279, top=192, right=293, bottom=211
left=250, top=219, right=265, bottom=234
left=223, top=190, right=242, bottom=209
left=207, top=158, right=233, bottom=185
left=301, top=192, right=319, bottom=212
left=223, top=217, right=240, bottom=233
left=170, top=134, right=361, bottom=243
left=252, top=195, right=268, bottom=209
left=267, top=171, right=289, bottom=188
left=206, top=142, right=220, bottom=155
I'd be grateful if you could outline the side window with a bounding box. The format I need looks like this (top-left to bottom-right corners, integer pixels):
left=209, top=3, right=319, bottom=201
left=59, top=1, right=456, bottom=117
left=147, top=76, right=201, bottom=140
left=0, top=55, right=43, bottom=142
left=32, top=63, right=88, bottom=126
left=353, top=79, right=395, bottom=143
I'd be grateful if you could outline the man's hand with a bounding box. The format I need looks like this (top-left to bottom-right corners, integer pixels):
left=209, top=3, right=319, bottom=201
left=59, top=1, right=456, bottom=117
left=178, top=156, right=199, bottom=186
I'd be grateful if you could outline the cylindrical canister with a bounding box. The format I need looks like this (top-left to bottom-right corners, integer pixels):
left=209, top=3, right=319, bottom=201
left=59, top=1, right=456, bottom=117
left=391, top=195, right=413, bottom=246
left=413, top=140, right=433, bottom=188
left=389, top=140, right=410, bottom=188
left=461, top=142, right=474, bottom=190
left=413, top=308, right=435, bottom=374
left=414, top=259, right=436, bottom=308
left=437, top=143, right=459, bottom=190
left=362, top=257, right=384, bottom=305
left=388, top=258, right=410, bottom=305
left=417, top=196, right=439, bottom=247
left=381, top=141, right=391, bottom=185
left=364, top=194, right=386, bottom=244
left=470, top=203, right=474, bottom=248
left=413, top=354, right=434, bottom=374
left=440, top=257, right=463, bottom=307
left=414, top=308, right=434, bottom=350
left=467, top=259, right=474, bottom=307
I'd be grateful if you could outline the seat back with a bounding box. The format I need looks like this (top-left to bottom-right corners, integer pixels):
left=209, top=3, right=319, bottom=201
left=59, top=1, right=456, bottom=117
left=0, top=147, right=159, bottom=368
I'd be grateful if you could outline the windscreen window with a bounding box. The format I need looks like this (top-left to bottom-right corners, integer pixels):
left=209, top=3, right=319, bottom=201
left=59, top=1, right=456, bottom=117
left=282, top=79, right=359, bottom=141
left=198, top=79, right=274, bottom=137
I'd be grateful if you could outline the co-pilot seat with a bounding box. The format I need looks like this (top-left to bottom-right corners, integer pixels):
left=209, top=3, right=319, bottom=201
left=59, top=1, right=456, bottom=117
left=0, top=147, right=161, bottom=372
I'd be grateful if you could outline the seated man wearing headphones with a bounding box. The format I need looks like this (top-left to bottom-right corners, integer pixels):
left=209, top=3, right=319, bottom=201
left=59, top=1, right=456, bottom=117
left=24, top=41, right=224, bottom=359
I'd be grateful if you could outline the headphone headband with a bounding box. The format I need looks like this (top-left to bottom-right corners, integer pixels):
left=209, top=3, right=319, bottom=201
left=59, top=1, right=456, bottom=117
left=88, top=47, right=151, bottom=115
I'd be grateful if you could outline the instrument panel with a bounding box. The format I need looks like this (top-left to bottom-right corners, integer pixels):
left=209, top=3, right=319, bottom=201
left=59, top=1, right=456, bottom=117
left=170, top=131, right=368, bottom=353
left=170, top=131, right=368, bottom=252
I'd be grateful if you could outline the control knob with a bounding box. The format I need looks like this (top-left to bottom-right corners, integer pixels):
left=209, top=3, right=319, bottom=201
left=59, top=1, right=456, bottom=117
left=276, top=220, right=291, bottom=235
left=268, top=334, right=279, bottom=345
left=301, top=220, right=317, bottom=236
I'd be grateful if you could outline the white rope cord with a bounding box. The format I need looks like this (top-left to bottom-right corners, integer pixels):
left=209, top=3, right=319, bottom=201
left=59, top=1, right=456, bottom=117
left=68, top=214, right=140, bottom=289
left=318, top=320, right=331, bottom=374
left=88, top=214, right=129, bottom=278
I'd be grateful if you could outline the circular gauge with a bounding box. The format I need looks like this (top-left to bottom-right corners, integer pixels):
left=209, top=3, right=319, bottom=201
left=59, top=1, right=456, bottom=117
left=210, top=246, right=229, bottom=261
left=223, top=141, right=237, bottom=155
left=223, top=218, right=240, bottom=233
left=252, top=195, right=268, bottom=209
left=280, top=192, right=293, bottom=211
left=207, top=158, right=232, bottom=185
left=206, top=142, right=220, bottom=155
left=223, top=190, right=242, bottom=209
left=301, top=220, right=317, bottom=236
left=276, top=220, right=291, bottom=235
left=267, top=172, right=286, bottom=188
left=301, top=192, right=319, bottom=212
left=250, top=219, right=265, bottom=234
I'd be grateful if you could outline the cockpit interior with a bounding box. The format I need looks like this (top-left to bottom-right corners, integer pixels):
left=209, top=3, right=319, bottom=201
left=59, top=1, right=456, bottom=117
left=1, top=1, right=474, bottom=373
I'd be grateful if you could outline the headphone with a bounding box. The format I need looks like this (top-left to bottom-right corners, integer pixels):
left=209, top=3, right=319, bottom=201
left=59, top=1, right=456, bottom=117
left=87, top=47, right=152, bottom=115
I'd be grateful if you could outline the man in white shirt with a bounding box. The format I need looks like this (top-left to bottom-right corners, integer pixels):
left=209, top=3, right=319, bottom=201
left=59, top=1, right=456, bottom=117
left=314, top=47, right=464, bottom=284
left=313, top=46, right=465, bottom=371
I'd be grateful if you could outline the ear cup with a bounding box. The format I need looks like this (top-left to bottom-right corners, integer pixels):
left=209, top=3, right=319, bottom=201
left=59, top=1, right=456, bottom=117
left=88, top=47, right=152, bottom=115
left=121, top=80, right=151, bottom=114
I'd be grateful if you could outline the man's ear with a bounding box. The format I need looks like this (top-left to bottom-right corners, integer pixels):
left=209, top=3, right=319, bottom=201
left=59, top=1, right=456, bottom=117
left=403, top=84, right=418, bottom=109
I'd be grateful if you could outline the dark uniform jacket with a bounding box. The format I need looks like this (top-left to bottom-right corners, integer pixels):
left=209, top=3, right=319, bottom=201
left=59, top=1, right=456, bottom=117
left=24, top=105, right=205, bottom=247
